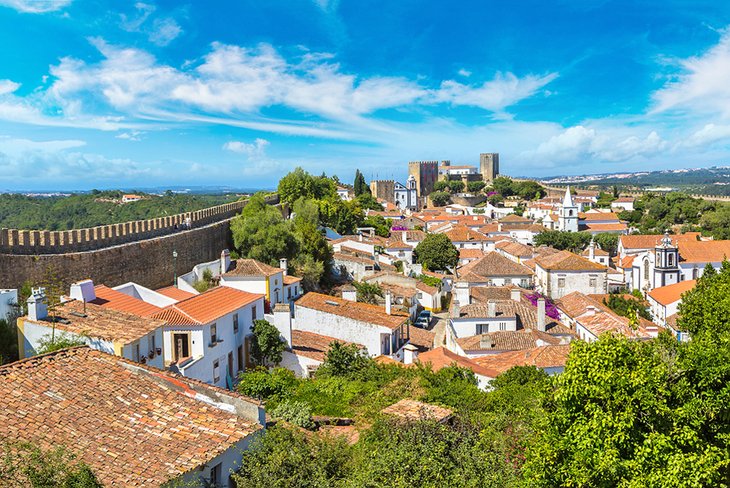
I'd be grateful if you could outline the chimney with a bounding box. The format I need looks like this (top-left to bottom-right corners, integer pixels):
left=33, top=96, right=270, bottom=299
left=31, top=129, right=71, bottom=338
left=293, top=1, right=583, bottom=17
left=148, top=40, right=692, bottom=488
left=588, top=240, right=595, bottom=261
left=537, top=298, right=546, bottom=332
left=341, top=284, right=357, bottom=302
left=385, top=291, right=392, bottom=315
left=585, top=305, right=597, bottom=316
left=358, top=233, right=363, bottom=242
left=69, top=279, right=96, bottom=303
left=402, top=343, right=419, bottom=365
left=510, top=288, right=521, bottom=302
left=451, top=299, right=461, bottom=318
left=487, top=300, right=496, bottom=318
left=498, top=223, right=503, bottom=232
left=27, top=288, right=48, bottom=321
left=272, top=303, right=292, bottom=348
left=220, top=249, right=231, bottom=275
left=279, top=258, right=288, bottom=276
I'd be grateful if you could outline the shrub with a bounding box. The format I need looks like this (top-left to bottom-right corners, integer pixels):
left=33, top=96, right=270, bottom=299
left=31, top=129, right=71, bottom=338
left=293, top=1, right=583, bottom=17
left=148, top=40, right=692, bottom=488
left=270, top=400, right=316, bottom=429
left=237, top=367, right=298, bottom=402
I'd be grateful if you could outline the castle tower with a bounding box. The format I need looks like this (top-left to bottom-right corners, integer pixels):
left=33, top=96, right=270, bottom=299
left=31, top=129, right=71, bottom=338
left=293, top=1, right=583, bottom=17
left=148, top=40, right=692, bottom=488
left=479, top=153, right=499, bottom=183
left=408, top=161, right=438, bottom=197
left=653, top=231, right=680, bottom=288
left=558, top=186, right=579, bottom=232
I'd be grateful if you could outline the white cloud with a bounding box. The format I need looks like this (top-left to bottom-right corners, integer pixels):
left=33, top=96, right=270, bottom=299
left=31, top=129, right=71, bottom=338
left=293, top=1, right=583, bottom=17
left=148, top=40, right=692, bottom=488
left=223, top=138, right=269, bottom=160
left=457, top=68, right=471, bottom=77
left=0, top=0, right=72, bottom=13
left=0, top=79, right=20, bottom=95
left=120, top=2, right=155, bottom=31
left=432, top=72, right=558, bottom=112
left=115, top=130, right=145, bottom=141
left=526, top=125, right=669, bottom=164
left=149, top=17, right=182, bottom=46
left=652, top=28, right=730, bottom=118
left=683, top=123, right=730, bottom=147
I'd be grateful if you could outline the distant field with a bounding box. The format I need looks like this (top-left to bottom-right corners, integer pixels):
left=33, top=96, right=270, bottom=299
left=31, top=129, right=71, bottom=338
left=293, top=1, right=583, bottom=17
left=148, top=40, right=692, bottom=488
left=0, top=190, right=240, bottom=230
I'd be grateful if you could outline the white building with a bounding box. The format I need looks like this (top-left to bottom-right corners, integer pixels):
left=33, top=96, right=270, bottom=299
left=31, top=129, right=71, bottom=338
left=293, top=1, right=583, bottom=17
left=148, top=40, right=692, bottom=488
left=394, top=176, right=419, bottom=211
left=558, top=187, right=579, bottom=233
left=647, top=280, right=696, bottom=330
left=336, top=186, right=354, bottom=201
left=534, top=250, right=608, bottom=299
left=17, top=287, right=167, bottom=370
left=0, top=289, right=17, bottom=321
left=293, top=292, right=410, bottom=359
left=153, top=286, right=264, bottom=389
left=453, top=252, right=534, bottom=305
left=611, top=197, right=635, bottom=212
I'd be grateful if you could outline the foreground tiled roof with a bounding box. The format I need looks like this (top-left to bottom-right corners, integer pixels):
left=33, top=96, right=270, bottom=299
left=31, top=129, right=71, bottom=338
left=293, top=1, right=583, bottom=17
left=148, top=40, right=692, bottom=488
left=556, top=291, right=655, bottom=339
left=458, top=252, right=533, bottom=279
left=408, top=326, right=435, bottom=351
left=457, top=329, right=565, bottom=352
left=580, top=222, right=628, bottom=232
left=457, top=299, right=571, bottom=334
left=474, top=345, right=571, bottom=374
left=283, top=275, right=302, bottom=285
left=417, top=347, right=499, bottom=378
left=91, top=285, right=163, bottom=317
left=470, top=286, right=517, bottom=302
left=444, top=225, right=490, bottom=243
left=223, top=258, right=282, bottom=277
left=0, top=347, right=261, bottom=486
left=499, top=214, right=533, bottom=224
left=496, top=240, right=534, bottom=257
left=459, top=248, right=486, bottom=259
left=534, top=250, right=607, bottom=271
left=290, top=330, right=363, bottom=362
left=23, top=300, right=165, bottom=346
left=295, top=292, right=407, bottom=330
left=580, top=211, right=620, bottom=221
left=155, top=286, right=196, bottom=302
left=648, top=280, right=697, bottom=306
left=153, top=286, right=261, bottom=325
left=581, top=247, right=609, bottom=257
left=381, top=399, right=453, bottom=423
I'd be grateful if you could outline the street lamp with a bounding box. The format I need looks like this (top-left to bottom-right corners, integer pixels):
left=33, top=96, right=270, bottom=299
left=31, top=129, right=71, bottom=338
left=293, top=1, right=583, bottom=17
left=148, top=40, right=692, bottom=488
left=172, top=250, right=178, bottom=288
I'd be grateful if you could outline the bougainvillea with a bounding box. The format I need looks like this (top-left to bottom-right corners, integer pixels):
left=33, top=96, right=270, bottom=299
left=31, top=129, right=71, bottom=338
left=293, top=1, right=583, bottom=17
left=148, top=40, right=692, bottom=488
left=524, top=292, right=560, bottom=320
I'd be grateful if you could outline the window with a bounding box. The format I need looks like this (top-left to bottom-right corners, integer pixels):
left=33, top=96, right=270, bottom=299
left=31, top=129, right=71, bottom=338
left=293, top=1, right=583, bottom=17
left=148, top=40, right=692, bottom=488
left=692, top=267, right=698, bottom=280
left=209, top=462, right=221, bottom=487
left=233, top=313, right=239, bottom=334
left=644, top=260, right=650, bottom=280
left=274, top=279, right=278, bottom=286
left=133, top=343, right=140, bottom=362
left=213, top=360, right=220, bottom=383
left=477, top=324, right=489, bottom=334
left=499, top=322, right=507, bottom=331
left=210, top=323, right=217, bottom=344
left=589, top=277, right=597, bottom=287
left=668, top=253, right=675, bottom=266
left=558, top=277, right=565, bottom=288
left=252, top=306, right=257, bottom=322
left=150, top=334, right=156, bottom=357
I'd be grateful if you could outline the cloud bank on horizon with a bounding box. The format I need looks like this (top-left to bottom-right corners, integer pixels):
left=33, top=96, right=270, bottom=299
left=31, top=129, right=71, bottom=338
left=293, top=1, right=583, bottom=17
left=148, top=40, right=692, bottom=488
left=1, top=0, right=730, bottom=189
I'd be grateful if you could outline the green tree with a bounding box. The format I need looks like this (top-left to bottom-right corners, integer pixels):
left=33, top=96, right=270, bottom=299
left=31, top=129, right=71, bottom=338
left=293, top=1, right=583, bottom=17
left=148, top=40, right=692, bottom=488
left=489, top=365, right=548, bottom=390
left=678, top=261, right=730, bottom=338
left=362, top=215, right=390, bottom=237
left=237, top=367, right=298, bottom=402
left=593, top=233, right=619, bottom=256
left=318, top=198, right=364, bottom=235
left=231, top=193, right=299, bottom=266
left=534, top=230, right=592, bottom=253
left=355, top=193, right=382, bottom=211
left=277, top=167, right=337, bottom=205
left=250, top=319, right=287, bottom=366
left=0, top=319, right=18, bottom=365
left=414, top=234, right=459, bottom=271
left=429, top=191, right=451, bottom=207
left=0, top=442, right=102, bottom=487
left=354, top=170, right=370, bottom=196
left=492, top=176, right=515, bottom=197
left=433, top=180, right=450, bottom=192
left=317, top=341, right=372, bottom=378
left=467, top=181, right=486, bottom=194
left=523, top=334, right=730, bottom=487
left=293, top=254, right=326, bottom=292
left=353, top=281, right=383, bottom=304
left=447, top=180, right=465, bottom=193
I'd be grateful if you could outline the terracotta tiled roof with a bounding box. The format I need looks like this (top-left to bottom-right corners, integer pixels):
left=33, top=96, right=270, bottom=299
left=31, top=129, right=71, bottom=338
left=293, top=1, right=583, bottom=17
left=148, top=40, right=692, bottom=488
left=648, top=280, right=697, bottom=306
left=408, top=326, right=435, bottom=351
left=283, top=275, right=302, bottom=285
left=457, top=299, right=571, bottom=334
left=556, top=291, right=654, bottom=339
left=223, top=258, right=282, bottom=277
left=458, top=252, right=533, bottom=278
left=22, top=300, right=165, bottom=345
left=496, top=240, right=534, bottom=257
left=459, top=248, right=485, bottom=259
left=581, top=247, right=609, bottom=257
left=0, top=347, right=261, bottom=486
left=679, top=240, right=730, bottom=263
left=499, top=214, right=533, bottom=223
left=155, top=286, right=196, bottom=301
left=477, top=224, right=502, bottom=234
left=381, top=399, right=453, bottom=423
left=470, top=286, right=516, bottom=302
left=613, top=197, right=635, bottom=203
left=534, top=250, right=607, bottom=271
left=620, top=233, right=700, bottom=250
left=290, top=330, right=363, bottom=362
left=333, top=252, right=376, bottom=265
left=444, top=225, right=490, bottom=243
left=90, top=285, right=163, bottom=317
left=404, top=230, right=426, bottom=241
left=474, top=345, right=571, bottom=374
left=153, top=286, right=261, bottom=325
left=415, top=281, right=438, bottom=294
left=417, top=347, right=498, bottom=378
left=580, top=212, right=620, bottom=221
left=555, top=291, right=609, bottom=318
left=295, top=292, right=408, bottom=330
left=665, top=313, right=679, bottom=329
left=581, top=222, right=628, bottom=232
left=457, top=329, right=564, bottom=352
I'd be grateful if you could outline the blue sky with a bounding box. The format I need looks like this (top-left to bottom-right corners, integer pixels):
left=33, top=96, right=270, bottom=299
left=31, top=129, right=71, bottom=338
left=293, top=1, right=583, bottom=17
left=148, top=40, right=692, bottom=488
left=1, top=0, right=730, bottom=190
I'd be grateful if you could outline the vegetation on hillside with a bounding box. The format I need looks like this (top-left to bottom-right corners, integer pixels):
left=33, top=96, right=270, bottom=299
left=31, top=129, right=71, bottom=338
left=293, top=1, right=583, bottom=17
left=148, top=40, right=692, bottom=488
left=414, top=234, right=459, bottom=271
left=234, top=264, right=730, bottom=487
left=0, top=190, right=237, bottom=230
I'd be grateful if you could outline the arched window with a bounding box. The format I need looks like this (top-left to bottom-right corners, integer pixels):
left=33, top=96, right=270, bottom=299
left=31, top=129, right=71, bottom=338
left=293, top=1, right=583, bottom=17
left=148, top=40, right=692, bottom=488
left=568, top=210, right=574, bottom=216
left=668, top=253, right=674, bottom=266
left=644, top=259, right=650, bottom=281
left=692, top=267, right=698, bottom=280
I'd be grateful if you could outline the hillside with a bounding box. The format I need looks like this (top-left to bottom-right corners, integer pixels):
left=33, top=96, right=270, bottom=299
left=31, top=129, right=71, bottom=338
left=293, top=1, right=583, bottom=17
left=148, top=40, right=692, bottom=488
left=0, top=190, right=240, bottom=230
left=540, top=166, right=730, bottom=195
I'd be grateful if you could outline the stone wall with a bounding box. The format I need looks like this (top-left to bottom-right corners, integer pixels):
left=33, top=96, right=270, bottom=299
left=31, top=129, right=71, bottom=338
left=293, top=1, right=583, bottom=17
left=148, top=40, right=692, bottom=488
left=0, top=195, right=280, bottom=255
left=0, top=219, right=233, bottom=291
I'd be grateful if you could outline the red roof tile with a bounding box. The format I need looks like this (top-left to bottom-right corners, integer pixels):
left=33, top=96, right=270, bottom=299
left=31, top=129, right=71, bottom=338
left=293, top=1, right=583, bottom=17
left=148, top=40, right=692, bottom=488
left=153, top=286, right=262, bottom=325
left=295, top=292, right=407, bottom=330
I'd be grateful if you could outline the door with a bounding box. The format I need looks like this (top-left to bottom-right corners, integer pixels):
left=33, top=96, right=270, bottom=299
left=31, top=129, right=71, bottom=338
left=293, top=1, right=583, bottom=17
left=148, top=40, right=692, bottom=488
left=244, top=335, right=256, bottom=368
left=237, top=345, right=244, bottom=372
left=173, top=333, right=190, bottom=362
left=228, top=352, right=234, bottom=379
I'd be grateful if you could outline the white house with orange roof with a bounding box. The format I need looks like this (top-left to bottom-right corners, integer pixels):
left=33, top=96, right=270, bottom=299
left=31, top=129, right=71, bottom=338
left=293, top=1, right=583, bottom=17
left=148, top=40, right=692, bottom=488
left=152, top=286, right=264, bottom=389
left=534, top=250, right=608, bottom=299
left=647, top=280, right=696, bottom=330
left=220, top=257, right=302, bottom=307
